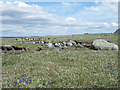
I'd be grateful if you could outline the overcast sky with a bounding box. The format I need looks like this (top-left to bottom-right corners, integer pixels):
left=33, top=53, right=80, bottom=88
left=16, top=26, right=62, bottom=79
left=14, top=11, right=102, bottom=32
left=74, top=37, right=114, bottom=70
left=0, top=1, right=118, bottom=36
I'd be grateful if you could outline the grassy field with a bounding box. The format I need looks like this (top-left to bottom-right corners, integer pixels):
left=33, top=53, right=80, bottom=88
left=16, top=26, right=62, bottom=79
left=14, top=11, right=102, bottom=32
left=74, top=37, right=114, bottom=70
left=1, top=33, right=119, bottom=88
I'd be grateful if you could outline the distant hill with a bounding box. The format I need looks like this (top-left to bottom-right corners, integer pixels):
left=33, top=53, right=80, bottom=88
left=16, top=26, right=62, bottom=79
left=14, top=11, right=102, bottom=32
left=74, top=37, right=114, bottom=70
left=114, top=29, right=120, bottom=33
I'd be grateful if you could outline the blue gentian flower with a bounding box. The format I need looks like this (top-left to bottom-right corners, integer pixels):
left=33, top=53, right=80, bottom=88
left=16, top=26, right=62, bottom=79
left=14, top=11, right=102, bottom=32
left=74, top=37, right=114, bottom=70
left=15, top=82, right=17, bottom=84
left=8, top=84, right=9, bottom=86
left=110, top=63, right=112, bottom=65
left=108, top=63, right=109, bottom=64
left=46, top=86, right=47, bottom=88
left=45, top=80, right=47, bottom=82
left=59, top=74, right=61, bottom=76
left=25, top=81, right=27, bottom=83
left=49, top=81, right=51, bottom=83
left=24, top=77, right=27, bottom=79
left=66, top=82, right=68, bottom=85
left=112, top=69, right=115, bottom=71
left=117, top=70, right=119, bottom=72
left=20, top=75, right=24, bottom=77
left=20, top=80, right=22, bottom=82
left=107, top=68, right=109, bottom=69
left=37, top=85, right=39, bottom=87
left=110, top=66, right=112, bottom=69
left=14, top=77, right=16, bottom=78
left=29, top=79, right=31, bottom=81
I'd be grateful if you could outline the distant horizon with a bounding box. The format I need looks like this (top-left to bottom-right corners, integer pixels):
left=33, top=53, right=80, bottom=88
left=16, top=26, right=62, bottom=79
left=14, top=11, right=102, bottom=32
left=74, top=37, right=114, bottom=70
left=0, top=32, right=116, bottom=38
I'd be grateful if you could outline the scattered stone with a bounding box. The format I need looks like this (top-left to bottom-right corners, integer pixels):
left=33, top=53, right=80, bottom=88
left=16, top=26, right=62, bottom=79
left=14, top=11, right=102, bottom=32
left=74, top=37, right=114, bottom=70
left=64, top=46, right=67, bottom=48
left=66, top=40, right=76, bottom=46
left=66, top=42, right=73, bottom=46
left=46, top=43, right=54, bottom=48
left=54, top=43, right=61, bottom=47
left=62, top=42, right=66, bottom=45
left=32, top=42, right=36, bottom=44
left=54, top=47, right=61, bottom=51
left=41, top=41, right=44, bottom=44
left=91, top=39, right=118, bottom=50
left=78, top=43, right=84, bottom=48
left=68, top=40, right=76, bottom=45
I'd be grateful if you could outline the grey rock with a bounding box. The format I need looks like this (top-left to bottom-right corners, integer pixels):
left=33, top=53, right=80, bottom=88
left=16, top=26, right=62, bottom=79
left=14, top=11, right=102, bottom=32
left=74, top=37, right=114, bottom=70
left=4, top=45, right=12, bottom=47
left=66, top=42, right=73, bottom=46
left=62, top=42, right=66, bottom=45
left=66, top=40, right=76, bottom=46
left=69, top=40, right=76, bottom=44
left=64, top=45, right=67, bottom=48
left=91, top=39, right=118, bottom=50
left=41, top=41, right=44, bottom=44
left=54, top=43, right=61, bottom=47
left=46, top=43, right=54, bottom=48
left=54, top=47, right=61, bottom=51
left=78, top=43, right=84, bottom=48
left=32, top=42, right=36, bottom=44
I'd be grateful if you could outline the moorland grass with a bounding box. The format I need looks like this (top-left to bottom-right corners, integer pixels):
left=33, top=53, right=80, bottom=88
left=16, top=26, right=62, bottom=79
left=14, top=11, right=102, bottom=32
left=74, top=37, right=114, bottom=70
left=1, top=33, right=119, bottom=88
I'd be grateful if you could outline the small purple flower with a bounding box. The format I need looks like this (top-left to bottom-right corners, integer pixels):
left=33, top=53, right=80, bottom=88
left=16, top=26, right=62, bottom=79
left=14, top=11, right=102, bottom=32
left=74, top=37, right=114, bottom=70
left=110, top=63, right=112, bottom=65
left=45, top=86, right=47, bottom=88
left=59, top=74, right=61, bottom=76
left=25, top=81, right=27, bottom=83
left=117, top=70, right=119, bottom=72
left=14, top=77, right=16, bottom=78
left=107, top=68, right=109, bottom=69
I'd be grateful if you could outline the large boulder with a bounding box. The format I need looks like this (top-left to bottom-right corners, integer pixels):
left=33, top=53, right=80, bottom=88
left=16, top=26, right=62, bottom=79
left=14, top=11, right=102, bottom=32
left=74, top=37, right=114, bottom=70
left=91, top=39, right=118, bottom=50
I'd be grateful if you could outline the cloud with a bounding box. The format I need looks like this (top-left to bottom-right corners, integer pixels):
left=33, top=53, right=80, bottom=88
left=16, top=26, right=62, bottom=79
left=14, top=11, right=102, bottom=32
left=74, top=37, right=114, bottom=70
left=61, top=2, right=71, bottom=6
left=1, top=1, right=118, bottom=36
left=84, top=2, right=118, bottom=13
left=112, top=22, right=118, bottom=27
left=84, top=6, right=100, bottom=11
